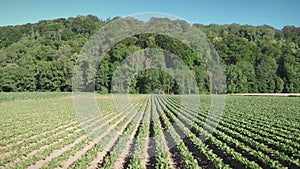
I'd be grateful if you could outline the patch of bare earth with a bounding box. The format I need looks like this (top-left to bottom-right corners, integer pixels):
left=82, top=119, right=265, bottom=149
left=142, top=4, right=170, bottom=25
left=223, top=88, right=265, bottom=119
left=0, top=124, right=79, bottom=159
left=154, top=100, right=176, bottom=168
left=114, top=113, right=145, bottom=168
left=3, top=127, right=81, bottom=168
left=58, top=112, right=123, bottom=169
left=26, top=112, right=113, bottom=168
left=28, top=134, right=88, bottom=169
left=0, top=121, right=77, bottom=151
left=86, top=105, right=142, bottom=169
left=2, top=114, right=102, bottom=167
left=140, top=111, right=151, bottom=168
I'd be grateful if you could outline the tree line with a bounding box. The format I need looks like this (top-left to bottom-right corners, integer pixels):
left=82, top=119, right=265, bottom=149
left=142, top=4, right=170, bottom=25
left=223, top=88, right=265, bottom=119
left=0, top=15, right=299, bottom=93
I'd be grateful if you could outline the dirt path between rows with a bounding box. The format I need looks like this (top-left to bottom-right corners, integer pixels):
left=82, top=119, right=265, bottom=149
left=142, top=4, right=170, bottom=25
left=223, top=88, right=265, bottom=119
left=60, top=98, right=141, bottom=169
left=1, top=125, right=79, bottom=159
left=140, top=104, right=151, bottom=168
left=59, top=112, right=121, bottom=168
left=0, top=120, right=77, bottom=151
left=26, top=113, right=108, bottom=169
left=113, top=104, right=146, bottom=169
left=1, top=110, right=97, bottom=153
left=3, top=113, right=104, bottom=168
left=86, top=110, right=139, bottom=169
left=153, top=96, right=176, bottom=168
left=28, top=134, right=88, bottom=169
left=3, top=127, right=81, bottom=168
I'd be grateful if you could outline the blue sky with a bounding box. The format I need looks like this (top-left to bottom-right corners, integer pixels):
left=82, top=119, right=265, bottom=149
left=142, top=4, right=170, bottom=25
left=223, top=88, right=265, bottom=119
left=0, top=0, right=299, bottom=29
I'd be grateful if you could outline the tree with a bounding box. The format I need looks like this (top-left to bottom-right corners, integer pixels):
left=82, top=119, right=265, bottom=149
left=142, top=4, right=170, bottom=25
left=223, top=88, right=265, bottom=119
left=0, top=64, right=36, bottom=91
left=0, top=16, right=300, bottom=93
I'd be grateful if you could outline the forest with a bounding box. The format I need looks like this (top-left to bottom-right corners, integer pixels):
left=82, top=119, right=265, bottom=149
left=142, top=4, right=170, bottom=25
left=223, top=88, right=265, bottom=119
left=0, top=15, right=299, bottom=93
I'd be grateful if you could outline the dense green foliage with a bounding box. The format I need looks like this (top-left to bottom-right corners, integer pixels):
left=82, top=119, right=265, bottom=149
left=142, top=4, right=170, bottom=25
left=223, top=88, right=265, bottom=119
left=0, top=15, right=104, bottom=92
left=197, top=24, right=300, bottom=93
left=0, top=15, right=299, bottom=93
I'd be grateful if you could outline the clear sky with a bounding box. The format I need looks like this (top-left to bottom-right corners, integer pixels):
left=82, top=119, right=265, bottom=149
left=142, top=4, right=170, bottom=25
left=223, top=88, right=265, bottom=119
left=0, top=0, right=299, bottom=29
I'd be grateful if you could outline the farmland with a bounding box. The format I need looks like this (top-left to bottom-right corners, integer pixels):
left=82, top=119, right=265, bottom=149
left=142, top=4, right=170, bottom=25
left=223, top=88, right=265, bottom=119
left=0, top=93, right=299, bottom=169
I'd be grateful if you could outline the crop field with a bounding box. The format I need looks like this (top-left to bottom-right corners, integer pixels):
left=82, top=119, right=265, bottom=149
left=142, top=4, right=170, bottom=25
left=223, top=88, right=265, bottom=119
left=0, top=93, right=299, bottom=169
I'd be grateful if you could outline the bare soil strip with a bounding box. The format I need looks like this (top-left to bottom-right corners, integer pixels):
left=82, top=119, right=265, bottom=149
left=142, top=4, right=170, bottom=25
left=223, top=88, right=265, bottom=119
left=28, top=134, right=88, bottom=169
left=85, top=119, right=132, bottom=168
left=0, top=121, right=77, bottom=150
left=78, top=113, right=102, bottom=127
left=1, top=114, right=102, bottom=160
left=86, top=112, right=138, bottom=169
left=0, top=125, right=79, bottom=159
left=28, top=128, right=82, bottom=157
left=21, top=111, right=117, bottom=169
left=60, top=96, right=139, bottom=169
left=3, top=127, right=82, bottom=168
left=59, top=112, right=123, bottom=169
left=140, top=108, right=151, bottom=168
left=151, top=96, right=175, bottom=168
left=59, top=141, right=94, bottom=169
left=1, top=114, right=103, bottom=161
left=83, top=112, right=118, bottom=134
left=146, top=121, right=156, bottom=168
left=154, top=97, right=181, bottom=168
left=113, top=105, right=146, bottom=169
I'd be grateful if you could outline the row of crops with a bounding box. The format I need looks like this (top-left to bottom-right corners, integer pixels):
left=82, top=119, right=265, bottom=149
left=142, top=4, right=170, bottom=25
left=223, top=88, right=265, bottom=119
left=0, top=93, right=299, bottom=168
left=0, top=92, right=70, bottom=103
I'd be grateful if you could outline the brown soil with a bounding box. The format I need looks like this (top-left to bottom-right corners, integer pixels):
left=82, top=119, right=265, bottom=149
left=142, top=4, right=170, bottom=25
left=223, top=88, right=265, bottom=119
left=87, top=105, right=142, bottom=169
left=28, top=134, right=88, bottom=169
left=59, top=112, right=122, bottom=168
left=0, top=125, right=79, bottom=159
left=3, top=127, right=82, bottom=168
left=114, top=110, right=146, bottom=169
left=0, top=121, right=78, bottom=150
